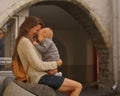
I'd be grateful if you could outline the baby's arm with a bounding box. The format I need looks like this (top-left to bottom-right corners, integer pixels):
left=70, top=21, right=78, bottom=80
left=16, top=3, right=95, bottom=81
left=47, top=69, right=58, bottom=75
left=47, top=59, right=62, bottom=75
left=33, top=39, right=51, bottom=53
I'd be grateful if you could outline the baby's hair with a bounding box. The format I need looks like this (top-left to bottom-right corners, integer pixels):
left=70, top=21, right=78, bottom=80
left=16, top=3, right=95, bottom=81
left=41, top=27, right=53, bottom=39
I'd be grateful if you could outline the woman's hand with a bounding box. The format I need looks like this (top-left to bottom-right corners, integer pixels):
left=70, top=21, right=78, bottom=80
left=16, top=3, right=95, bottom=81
left=47, top=69, right=58, bottom=75
left=56, top=59, right=62, bottom=67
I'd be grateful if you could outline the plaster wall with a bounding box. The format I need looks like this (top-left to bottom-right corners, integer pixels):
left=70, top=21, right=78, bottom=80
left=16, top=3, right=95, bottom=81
left=77, top=0, right=112, bottom=38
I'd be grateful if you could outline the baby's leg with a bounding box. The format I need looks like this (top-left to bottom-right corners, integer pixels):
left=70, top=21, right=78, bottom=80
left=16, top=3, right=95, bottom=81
left=54, top=72, right=62, bottom=77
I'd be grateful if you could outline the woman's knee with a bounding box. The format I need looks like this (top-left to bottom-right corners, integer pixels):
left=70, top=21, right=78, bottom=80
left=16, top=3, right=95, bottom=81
left=66, top=78, right=82, bottom=90
left=78, top=82, right=82, bottom=91
left=58, top=78, right=82, bottom=91
left=75, top=82, right=82, bottom=91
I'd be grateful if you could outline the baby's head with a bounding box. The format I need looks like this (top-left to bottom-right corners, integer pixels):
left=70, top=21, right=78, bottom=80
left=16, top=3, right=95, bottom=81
left=38, top=27, right=53, bottom=39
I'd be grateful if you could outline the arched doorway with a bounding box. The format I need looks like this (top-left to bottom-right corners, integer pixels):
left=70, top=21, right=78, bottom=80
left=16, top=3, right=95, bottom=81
left=29, top=4, right=103, bottom=83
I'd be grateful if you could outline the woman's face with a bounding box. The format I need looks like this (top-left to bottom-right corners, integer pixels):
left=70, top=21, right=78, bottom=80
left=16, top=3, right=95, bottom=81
left=28, top=25, right=42, bottom=38
left=38, top=31, right=45, bottom=42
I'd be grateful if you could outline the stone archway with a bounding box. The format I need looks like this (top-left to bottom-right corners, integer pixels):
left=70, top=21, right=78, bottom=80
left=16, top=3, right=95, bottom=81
left=0, top=0, right=110, bottom=87
left=31, top=0, right=111, bottom=87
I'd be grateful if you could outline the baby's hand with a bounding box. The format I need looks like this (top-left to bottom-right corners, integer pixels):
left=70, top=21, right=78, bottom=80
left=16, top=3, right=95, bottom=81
left=33, top=41, right=37, bottom=45
left=56, top=59, right=63, bottom=67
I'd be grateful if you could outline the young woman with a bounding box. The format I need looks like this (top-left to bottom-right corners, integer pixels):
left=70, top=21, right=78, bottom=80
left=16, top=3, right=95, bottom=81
left=12, top=16, right=82, bottom=96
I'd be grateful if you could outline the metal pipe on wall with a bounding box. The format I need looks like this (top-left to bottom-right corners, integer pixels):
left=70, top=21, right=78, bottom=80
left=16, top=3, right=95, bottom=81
left=112, top=0, right=119, bottom=90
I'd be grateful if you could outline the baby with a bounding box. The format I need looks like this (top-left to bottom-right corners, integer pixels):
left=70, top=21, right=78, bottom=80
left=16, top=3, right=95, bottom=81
left=33, top=27, right=62, bottom=76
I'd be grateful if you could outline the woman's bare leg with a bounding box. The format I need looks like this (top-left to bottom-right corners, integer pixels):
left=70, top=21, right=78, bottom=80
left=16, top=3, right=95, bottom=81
left=57, top=78, right=82, bottom=96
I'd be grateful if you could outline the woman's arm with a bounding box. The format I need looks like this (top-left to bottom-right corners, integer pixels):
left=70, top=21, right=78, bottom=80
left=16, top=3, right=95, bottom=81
left=18, top=37, right=59, bottom=71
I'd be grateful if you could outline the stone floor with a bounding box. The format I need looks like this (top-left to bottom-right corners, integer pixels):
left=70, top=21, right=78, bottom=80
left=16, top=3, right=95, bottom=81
left=57, top=89, right=113, bottom=96
left=57, top=88, right=111, bottom=96
left=56, top=83, right=114, bottom=96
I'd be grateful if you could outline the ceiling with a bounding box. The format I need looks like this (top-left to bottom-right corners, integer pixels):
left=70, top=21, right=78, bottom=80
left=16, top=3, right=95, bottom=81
left=29, top=5, right=81, bottom=29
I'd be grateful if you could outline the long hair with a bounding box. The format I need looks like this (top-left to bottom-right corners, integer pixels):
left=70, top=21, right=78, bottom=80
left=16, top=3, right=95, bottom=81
left=12, top=16, right=43, bottom=60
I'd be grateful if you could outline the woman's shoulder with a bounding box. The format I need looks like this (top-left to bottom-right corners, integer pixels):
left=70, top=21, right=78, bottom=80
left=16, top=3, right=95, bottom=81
left=20, top=37, right=31, bottom=43
left=21, top=37, right=29, bottom=41
left=19, top=37, right=31, bottom=45
left=18, top=37, right=33, bottom=50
